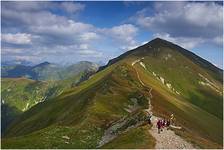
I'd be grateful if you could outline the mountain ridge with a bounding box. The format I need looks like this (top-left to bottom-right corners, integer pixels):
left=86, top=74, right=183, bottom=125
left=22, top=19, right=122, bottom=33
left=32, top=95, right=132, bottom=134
left=99, top=38, right=222, bottom=81
left=2, top=38, right=223, bottom=149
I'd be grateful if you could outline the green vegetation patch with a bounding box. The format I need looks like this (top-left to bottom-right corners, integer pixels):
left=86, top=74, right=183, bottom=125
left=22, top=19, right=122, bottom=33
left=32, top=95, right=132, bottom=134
left=101, top=126, right=156, bottom=149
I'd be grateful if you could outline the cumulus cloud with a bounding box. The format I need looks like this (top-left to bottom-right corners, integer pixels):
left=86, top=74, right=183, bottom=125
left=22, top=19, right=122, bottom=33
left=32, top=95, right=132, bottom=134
left=1, top=1, right=85, bottom=14
left=1, top=1, right=47, bottom=12
left=14, top=55, right=42, bottom=63
left=101, top=24, right=139, bottom=51
left=60, top=2, right=85, bottom=13
left=131, top=1, right=223, bottom=49
left=213, top=36, right=223, bottom=46
left=2, top=33, right=32, bottom=45
left=80, top=32, right=100, bottom=41
left=1, top=47, right=24, bottom=55
left=1, top=1, right=139, bottom=64
left=153, top=33, right=205, bottom=49
left=77, top=50, right=103, bottom=57
left=1, top=2, right=101, bottom=63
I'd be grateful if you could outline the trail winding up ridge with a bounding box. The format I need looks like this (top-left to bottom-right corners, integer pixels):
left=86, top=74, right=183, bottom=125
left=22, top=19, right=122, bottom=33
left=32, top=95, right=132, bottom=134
left=131, top=58, right=195, bottom=149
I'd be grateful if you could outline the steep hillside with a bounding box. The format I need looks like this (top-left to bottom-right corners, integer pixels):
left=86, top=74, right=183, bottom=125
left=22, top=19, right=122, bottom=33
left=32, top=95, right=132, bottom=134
left=1, top=104, right=22, bottom=134
left=1, top=78, right=55, bottom=134
left=2, top=38, right=223, bottom=149
left=3, top=63, right=154, bottom=148
left=101, top=38, right=223, bottom=119
left=1, top=65, right=97, bottom=134
left=1, top=78, right=50, bottom=111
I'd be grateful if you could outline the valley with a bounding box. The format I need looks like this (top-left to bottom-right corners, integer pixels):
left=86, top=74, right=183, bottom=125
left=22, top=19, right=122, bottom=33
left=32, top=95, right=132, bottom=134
left=1, top=61, right=99, bottom=134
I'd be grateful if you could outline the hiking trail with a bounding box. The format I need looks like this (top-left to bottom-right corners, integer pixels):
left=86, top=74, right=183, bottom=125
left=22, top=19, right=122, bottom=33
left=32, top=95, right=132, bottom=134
left=131, top=58, right=195, bottom=149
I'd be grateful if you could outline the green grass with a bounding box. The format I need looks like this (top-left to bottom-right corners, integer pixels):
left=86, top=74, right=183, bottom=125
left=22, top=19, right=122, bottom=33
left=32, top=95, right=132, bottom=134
left=2, top=40, right=223, bottom=148
left=101, top=125, right=156, bottom=149
left=132, top=62, right=223, bottom=148
left=2, top=124, right=103, bottom=149
left=1, top=70, right=97, bottom=135
left=2, top=63, right=154, bottom=148
left=128, top=47, right=222, bottom=120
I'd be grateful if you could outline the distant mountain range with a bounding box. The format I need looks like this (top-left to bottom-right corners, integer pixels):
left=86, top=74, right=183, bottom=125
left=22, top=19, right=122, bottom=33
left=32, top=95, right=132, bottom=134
left=1, top=61, right=99, bottom=81
left=1, top=38, right=223, bottom=149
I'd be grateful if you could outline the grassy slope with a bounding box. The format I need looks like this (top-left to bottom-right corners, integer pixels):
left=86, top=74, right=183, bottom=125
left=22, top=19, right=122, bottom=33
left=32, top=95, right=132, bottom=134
left=128, top=44, right=222, bottom=119
left=1, top=78, right=55, bottom=134
left=1, top=71, right=93, bottom=134
left=137, top=66, right=222, bottom=148
left=101, top=125, right=156, bottom=149
left=98, top=39, right=223, bottom=148
left=1, top=69, right=95, bottom=113
left=2, top=39, right=223, bottom=148
left=126, top=52, right=223, bottom=148
left=2, top=62, right=153, bottom=148
left=1, top=104, right=22, bottom=134
left=1, top=78, right=50, bottom=111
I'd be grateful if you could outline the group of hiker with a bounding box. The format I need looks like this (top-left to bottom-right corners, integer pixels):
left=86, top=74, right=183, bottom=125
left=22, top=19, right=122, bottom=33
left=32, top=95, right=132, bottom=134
left=156, top=114, right=176, bottom=133
left=156, top=118, right=170, bottom=133
left=147, top=113, right=176, bottom=134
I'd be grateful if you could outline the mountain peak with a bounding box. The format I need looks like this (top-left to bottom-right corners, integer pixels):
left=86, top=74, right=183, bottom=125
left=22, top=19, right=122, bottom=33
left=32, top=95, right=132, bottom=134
left=147, top=37, right=172, bottom=46
left=151, top=37, right=164, bottom=42
left=32, top=61, right=51, bottom=69
left=40, top=61, right=50, bottom=65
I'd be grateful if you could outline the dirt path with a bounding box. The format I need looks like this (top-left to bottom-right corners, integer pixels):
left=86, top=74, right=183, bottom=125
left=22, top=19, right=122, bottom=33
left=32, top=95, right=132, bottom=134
left=131, top=59, right=195, bottom=149
left=149, top=116, right=194, bottom=149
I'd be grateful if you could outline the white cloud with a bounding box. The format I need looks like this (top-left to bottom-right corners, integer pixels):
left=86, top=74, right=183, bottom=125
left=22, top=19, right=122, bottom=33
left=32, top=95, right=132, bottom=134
left=184, top=2, right=222, bottom=29
left=101, top=24, right=139, bottom=51
left=132, top=2, right=223, bottom=48
left=60, top=2, right=85, bottom=13
left=80, top=32, right=100, bottom=41
left=2, top=7, right=95, bottom=45
left=2, top=33, right=32, bottom=44
left=153, top=33, right=205, bottom=49
left=108, top=24, right=138, bottom=38
left=77, top=50, right=103, bottom=57
left=73, top=44, right=103, bottom=58
left=1, top=1, right=47, bottom=11
left=29, top=19, right=97, bottom=46
left=14, top=55, right=42, bottom=63
left=213, top=36, right=223, bottom=46
left=1, top=1, right=85, bottom=14
left=1, top=47, right=24, bottom=55
left=1, top=2, right=140, bottom=63
left=136, top=2, right=222, bottom=36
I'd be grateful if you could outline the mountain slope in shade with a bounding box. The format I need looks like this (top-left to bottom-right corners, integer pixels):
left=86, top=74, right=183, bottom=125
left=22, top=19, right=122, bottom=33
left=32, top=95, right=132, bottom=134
left=1, top=61, right=99, bottom=134
left=2, top=38, right=223, bottom=149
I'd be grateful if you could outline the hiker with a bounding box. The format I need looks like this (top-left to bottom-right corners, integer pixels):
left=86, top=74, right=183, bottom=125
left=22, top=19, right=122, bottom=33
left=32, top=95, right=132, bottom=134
left=160, top=120, right=163, bottom=132
left=166, top=119, right=170, bottom=127
left=162, top=119, right=166, bottom=128
left=157, top=119, right=162, bottom=134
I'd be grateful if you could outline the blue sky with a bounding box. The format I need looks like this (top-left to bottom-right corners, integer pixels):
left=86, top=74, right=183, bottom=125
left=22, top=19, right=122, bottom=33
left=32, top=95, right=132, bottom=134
left=1, top=1, right=223, bottom=68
